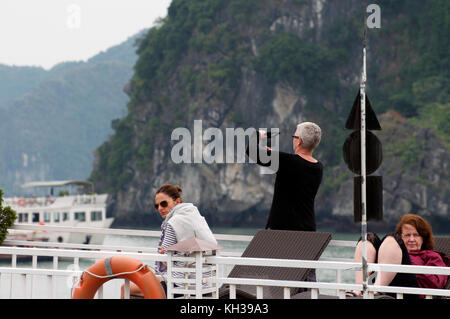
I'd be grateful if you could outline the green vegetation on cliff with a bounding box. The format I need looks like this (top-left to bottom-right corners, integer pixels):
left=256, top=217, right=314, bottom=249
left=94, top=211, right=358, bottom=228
left=255, top=31, right=341, bottom=93
left=89, top=0, right=449, bottom=226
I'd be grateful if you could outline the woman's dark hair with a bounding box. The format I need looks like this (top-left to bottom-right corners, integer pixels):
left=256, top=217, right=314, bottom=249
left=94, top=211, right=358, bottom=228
left=156, top=184, right=182, bottom=201
left=395, top=214, right=434, bottom=250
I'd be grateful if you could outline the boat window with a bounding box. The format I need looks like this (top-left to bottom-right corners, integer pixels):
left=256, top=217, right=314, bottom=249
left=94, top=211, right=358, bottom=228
left=54, top=212, right=60, bottom=222
left=18, top=213, right=29, bottom=223
left=63, top=212, right=69, bottom=221
left=44, top=212, right=51, bottom=223
left=32, top=212, right=40, bottom=223
left=74, top=212, right=86, bottom=222
left=90, top=211, right=102, bottom=221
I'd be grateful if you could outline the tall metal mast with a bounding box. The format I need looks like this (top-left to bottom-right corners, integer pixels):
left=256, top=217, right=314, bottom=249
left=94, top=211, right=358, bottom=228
left=343, top=4, right=383, bottom=298
left=360, top=18, right=369, bottom=297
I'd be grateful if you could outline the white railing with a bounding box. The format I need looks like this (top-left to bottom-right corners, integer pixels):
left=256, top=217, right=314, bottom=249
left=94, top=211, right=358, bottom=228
left=1, top=224, right=448, bottom=299
left=0, top=245, right=167, bottom=299
left=205, top=256, right=449, bottom=299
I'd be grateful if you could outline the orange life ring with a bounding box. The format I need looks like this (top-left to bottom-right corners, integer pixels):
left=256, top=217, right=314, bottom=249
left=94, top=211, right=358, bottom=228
left=17, top=198, right=26, bottom=206
left=72, top=256, right=166, bottom=299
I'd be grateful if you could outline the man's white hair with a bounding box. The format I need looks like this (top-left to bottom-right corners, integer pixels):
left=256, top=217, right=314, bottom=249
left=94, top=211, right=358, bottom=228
left=295, top=122, right=321, bottom=151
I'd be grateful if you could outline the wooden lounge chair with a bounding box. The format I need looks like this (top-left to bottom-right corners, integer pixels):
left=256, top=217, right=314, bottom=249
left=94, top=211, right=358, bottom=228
left=292, top=290, right=395, bottom=299
left=434, top=236, right=450, bottom=290
left=434, top=236, right=450, bottom=260
left=218, top=229, right=331, bottom=299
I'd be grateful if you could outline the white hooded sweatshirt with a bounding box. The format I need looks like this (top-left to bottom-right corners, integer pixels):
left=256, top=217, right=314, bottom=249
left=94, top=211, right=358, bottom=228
left=165, top=203, right=217, bottom=245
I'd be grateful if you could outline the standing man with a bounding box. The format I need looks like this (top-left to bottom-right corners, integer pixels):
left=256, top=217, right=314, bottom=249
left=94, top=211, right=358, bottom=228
left=247, top=122, right=323, bottom=231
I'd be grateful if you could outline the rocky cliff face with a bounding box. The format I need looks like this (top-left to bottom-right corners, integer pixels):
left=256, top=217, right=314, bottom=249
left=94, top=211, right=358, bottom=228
left=92, top=0, right=450, bottom=232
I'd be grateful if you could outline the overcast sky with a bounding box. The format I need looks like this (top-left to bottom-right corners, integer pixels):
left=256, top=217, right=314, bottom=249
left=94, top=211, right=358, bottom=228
left=0, top=0, right=172, bottom=69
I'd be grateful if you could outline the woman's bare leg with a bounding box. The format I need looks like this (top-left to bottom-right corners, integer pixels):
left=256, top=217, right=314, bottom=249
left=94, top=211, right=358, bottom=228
left=120, top=282, right=143, bottom=299
left=374, top=235, right=402, bottom=287
left=353, top=240, right=377, bottom=295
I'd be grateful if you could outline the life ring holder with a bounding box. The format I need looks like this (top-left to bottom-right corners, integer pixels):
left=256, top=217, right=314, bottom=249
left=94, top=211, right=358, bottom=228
left=17, top=198, right=26, bottom=206
left=71, top=256, right=166, bottom=299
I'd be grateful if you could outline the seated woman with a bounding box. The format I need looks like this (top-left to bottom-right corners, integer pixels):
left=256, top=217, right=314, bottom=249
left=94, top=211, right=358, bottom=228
left=122, top=184, right=217, bottom=298
left=352, top=214, right=448, bottom=298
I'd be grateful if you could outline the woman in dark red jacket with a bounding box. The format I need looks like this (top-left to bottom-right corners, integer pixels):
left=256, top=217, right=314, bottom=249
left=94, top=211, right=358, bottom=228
left=352, top=214, right=448, bottom=298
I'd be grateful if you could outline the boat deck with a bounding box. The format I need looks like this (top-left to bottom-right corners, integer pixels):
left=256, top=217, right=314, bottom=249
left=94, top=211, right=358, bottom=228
left=0, top=224, right=448, bottom=299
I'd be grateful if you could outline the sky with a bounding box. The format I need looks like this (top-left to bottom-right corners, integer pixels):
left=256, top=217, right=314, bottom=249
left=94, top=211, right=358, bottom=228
left=0, top=0, right=172, bottom=70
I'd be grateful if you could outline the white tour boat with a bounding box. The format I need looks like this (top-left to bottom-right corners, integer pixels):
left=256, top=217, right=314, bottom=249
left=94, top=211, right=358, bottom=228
left=3, top=180, right=114, bottom=245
